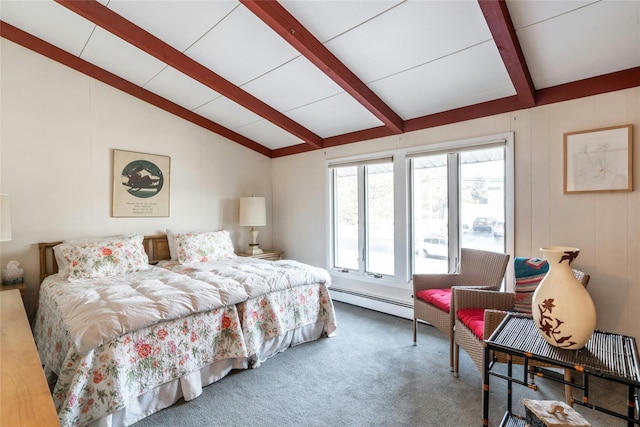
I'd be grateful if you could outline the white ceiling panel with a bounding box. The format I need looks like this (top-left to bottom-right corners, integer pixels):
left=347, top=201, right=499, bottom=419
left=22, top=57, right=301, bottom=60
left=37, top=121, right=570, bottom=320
left=81, top=26, right=167, bottom=87
left=143, top=66, right=221, bottom=111
left=286, top=92, right=383, bottom=138
left=516, top=0, right=640, bottom=89
left=2, top=0, right=637, bottom=155
left=194, top=96, right=263, bottom=131
left=506, top=0, right=598, bottom=30
left=279, top=0, right=401, bottom=43
left=241, top=56, right=344, bottom=112
left=106, top=0, right=237, bottom=53
left=0, top=0, right=95, bottom=56
left=369, top=41, right=515, bottom=119
left=184, top=4, right=299, bottom=87
left=235, top=119, right=304, bottom=150
left=325, top=0, right=492, bottom=84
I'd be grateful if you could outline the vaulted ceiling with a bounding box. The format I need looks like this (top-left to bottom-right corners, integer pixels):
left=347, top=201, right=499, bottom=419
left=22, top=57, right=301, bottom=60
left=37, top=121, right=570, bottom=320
left=1, top=0, right=639, bottom=158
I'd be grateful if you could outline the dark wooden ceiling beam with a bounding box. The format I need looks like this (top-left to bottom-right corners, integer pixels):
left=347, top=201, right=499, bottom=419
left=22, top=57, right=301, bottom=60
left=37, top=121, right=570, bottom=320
left=272, top=126, right=397, bottom=157
left=537, top=67, right=640, bottom=106
left=0, top=21, right=273, bottom=158
left=323, top=127, right=397, bottom=148
left=478, top=0, right=536, bottom=108
left=54, top=0, right=323, bottom=149
left=404, top=96, right=522, bottom=133
left=241, top=0, right=405, bottom=134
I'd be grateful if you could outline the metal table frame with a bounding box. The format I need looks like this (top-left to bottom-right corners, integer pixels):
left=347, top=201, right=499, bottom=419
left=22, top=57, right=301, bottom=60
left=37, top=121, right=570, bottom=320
left=482, top=313, right=640, bottom=426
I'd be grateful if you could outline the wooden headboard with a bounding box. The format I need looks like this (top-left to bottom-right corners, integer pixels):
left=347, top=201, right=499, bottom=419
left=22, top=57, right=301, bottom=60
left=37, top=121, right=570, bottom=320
left=38, top=234, right=171, bottom=284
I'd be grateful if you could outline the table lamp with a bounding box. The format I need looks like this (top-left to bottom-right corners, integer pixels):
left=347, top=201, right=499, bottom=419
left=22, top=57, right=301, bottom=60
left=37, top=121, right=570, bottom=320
left=239, top=196, right=266, bottom=255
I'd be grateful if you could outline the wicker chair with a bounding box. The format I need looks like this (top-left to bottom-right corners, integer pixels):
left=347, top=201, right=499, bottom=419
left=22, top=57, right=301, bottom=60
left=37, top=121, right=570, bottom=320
left=412, top=248, right=510, bottom=372
left=453, top=267, right=590, bottom=402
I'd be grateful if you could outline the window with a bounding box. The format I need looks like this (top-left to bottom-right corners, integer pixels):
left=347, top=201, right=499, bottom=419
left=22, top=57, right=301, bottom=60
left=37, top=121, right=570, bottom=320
left=333, top=166, right=358, bottom=271
left=329, top=133, right=513, bottom=285
left=412, top=145, right=507, bottom=274
left=331, top=159, right=394, bottom=277
left=412, top=153, right=449, bottom=273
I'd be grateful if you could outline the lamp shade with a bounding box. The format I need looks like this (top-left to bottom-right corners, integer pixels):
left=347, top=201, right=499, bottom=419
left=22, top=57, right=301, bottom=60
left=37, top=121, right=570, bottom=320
left=0, top=194, right=12, bottom=242
left=239, top=197, right=266, bottom=227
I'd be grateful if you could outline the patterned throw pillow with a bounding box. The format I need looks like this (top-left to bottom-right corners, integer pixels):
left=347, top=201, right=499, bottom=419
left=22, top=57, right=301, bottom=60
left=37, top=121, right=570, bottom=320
left=174, top=230, right=237, bottom=264
left=513, top=257, right=549, bottom=313
left=59, top=234, right=150, bottom=280
left=54, top=233, right=134, bottom=277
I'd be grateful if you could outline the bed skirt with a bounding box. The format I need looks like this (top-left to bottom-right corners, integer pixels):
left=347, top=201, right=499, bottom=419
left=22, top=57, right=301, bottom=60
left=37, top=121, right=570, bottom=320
left=88, top=320, right=329, bottom=427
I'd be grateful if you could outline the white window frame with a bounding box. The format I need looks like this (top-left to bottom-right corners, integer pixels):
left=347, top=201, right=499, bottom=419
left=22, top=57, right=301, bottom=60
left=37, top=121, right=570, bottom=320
left=326, top=132, right=514, bottom=291
left=328, top=155, right=398, bottom=280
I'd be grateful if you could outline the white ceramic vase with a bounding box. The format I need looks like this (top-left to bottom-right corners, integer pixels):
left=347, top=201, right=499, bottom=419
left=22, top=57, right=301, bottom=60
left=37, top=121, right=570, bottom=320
left=531, top=246, right=596, bottom=349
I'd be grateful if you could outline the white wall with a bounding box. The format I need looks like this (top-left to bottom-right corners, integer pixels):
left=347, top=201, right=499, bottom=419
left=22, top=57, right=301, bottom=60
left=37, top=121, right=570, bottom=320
left=0, top=40, right=273, bottom=318
left=2, top=39, right=638, bottom=341
left=273, top=88, right=640, bottom=340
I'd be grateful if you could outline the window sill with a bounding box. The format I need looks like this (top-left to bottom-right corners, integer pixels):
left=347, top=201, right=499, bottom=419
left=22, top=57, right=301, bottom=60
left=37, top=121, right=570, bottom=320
left=330, top=269, right=410, bottom=290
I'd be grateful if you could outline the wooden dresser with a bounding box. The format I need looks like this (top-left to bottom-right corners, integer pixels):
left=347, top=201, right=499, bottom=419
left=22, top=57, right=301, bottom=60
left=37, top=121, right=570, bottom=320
left=1, top=289, right=59, bottom=426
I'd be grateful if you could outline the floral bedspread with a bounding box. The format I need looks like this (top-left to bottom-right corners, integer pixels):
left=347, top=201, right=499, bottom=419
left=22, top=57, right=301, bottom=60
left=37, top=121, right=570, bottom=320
left=33, top=260, right=337, bottom=426
left=238, top=283, right=337, bottom=356
left=159, top=258, right=337, bottom=357
left=35, top=299, right=246, bottom=427
left=157, top=257, right=331, bottom=299
left=34, top=267, right=248, bottom=354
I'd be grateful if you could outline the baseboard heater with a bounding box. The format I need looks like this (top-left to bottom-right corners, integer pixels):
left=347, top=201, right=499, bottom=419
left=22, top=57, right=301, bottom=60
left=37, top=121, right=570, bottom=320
left=329, top=287, right=413, bottom=320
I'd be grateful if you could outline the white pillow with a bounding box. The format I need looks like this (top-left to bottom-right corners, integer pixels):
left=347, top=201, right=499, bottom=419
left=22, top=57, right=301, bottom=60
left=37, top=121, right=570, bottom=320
left=173, top=230, right=236, bottom=264
left=166, top=229, right=179, bottom=260
left=53, top=244, right=70, bottom=277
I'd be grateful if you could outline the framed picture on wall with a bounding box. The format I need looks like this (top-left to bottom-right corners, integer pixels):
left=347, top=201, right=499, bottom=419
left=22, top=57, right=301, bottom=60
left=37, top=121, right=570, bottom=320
left=112, top=149, right=171, bottom=217
left=564, top=124, right=633, bottom=193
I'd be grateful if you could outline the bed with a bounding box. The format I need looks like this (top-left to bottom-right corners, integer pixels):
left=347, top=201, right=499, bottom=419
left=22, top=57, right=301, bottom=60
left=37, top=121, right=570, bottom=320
left=33, top=232, right=337, bottom=427
left=157, top=258, right=336, bottom=367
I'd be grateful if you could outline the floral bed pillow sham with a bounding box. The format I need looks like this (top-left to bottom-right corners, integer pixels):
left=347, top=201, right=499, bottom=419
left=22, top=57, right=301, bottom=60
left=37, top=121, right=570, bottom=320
left=56, top=233, right=150, bottom=280
left=173, top=230, right=237, bottom=264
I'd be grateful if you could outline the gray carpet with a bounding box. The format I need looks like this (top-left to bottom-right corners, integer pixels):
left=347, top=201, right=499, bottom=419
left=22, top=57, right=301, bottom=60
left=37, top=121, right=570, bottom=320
left=133, top=301, right=629, bottom=426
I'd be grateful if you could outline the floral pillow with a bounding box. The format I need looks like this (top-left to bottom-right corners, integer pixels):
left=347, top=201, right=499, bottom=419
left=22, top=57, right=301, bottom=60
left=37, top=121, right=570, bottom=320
left=54, top=233, right=134, bottom=278
left=58, top=234, right=150, bottom=280
left=174, top=230, right=236, bottom=264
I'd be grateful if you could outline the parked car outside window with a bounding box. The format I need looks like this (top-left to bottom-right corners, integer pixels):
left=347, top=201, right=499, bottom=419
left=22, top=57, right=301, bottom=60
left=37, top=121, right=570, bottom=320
left=493, top=221, right=504, bottom=238
left=420, top=236, right=448, bottom=259
left=472, top=217, right=494, bottom=232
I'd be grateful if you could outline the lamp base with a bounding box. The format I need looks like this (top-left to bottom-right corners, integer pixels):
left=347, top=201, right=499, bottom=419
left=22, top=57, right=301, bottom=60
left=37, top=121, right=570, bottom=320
left=245, top=244, right=264, bottom=256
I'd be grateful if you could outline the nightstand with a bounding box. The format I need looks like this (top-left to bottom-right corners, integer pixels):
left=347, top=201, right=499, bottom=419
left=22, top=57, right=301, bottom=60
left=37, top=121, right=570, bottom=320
left=1, top=281, right=27, bottom=301
left=238, top=250, right=283, bottom=261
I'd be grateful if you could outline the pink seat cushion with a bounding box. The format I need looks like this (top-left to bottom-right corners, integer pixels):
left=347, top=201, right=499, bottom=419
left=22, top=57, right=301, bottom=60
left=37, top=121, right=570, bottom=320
left=457, top=308, right=485, bottom=339
left=415, top=288, right=451, bottom=313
